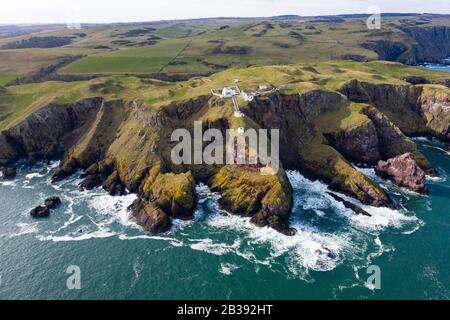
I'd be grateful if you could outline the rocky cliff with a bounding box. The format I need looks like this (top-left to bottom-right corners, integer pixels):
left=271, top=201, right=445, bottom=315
left=362, top=26, right=450, bottom=65
left=1, top=71, right=448, bottom=234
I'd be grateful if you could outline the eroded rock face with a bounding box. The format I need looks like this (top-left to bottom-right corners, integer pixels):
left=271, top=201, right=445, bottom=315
left=340, top=80, right=450, bottom=143
left=0, top=133, right=19, bottom=167
left=245, top=92, right=393, bottom=208
left=376, top=153, right=428, bottom=194
left=3, top=97, right=103, bottom=164
left=102, top=170, right=127, bottom=196
left=210, top=165, right=294, bottom=235
left=324, top=119, right=380, bottom=164
left=361, top=26, right=450, bottom=65
left=128, top=198, right=171, bottom=233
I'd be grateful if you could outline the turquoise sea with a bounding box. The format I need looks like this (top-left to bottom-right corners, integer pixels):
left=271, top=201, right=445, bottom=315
left=0, top=66, right=449, bottom=300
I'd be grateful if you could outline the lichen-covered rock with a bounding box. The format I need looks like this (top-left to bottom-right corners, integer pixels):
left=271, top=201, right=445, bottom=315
left=376, top=153, right=428, bottom=194
left=325, top=155, right=392, bottom=207
left=143, top=171, right=196, bottom=219
left=210, top=165, right=293, bottom=234
left=128, top=198, right=171, bottom=232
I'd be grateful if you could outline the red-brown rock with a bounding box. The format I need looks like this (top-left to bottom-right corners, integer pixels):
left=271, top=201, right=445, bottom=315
left=376, top=153, right=428, bottom=194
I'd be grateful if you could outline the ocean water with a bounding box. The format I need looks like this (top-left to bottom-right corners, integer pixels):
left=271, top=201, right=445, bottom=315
left=421, top=60, right=450, bottom=72
left=0, top=138, right=449, bottom=300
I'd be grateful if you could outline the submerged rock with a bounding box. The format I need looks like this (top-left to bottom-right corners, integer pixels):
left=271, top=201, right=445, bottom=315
left=376, top=153, right=428, bottom=194
left=326, top=192, right=371, bottom=217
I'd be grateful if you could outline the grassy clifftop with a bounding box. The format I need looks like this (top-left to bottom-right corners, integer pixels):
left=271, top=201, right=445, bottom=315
left=1, top=60, right=449, bottom=131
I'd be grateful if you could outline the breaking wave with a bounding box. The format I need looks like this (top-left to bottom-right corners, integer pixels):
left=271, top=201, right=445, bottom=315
left=3, top=162, right=422, bottom=286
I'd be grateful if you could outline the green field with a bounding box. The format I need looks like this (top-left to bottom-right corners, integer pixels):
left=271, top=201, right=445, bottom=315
left=59, top=39, right=191, bottom=74
left=0, top=15, right=448, bottom=78
left=0, top=75, right=18, bottom=85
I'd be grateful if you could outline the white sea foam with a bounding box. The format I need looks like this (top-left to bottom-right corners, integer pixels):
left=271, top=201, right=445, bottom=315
left=288, top=170, right=420, bottom=232
left=0, top=180, right=16, bottom=187
left=219, top=263, right=239, bottom=275
left=201, top=206, right=349, bottom=273
left=25, top=172, right=45, bottom=180
left=118, top=234, right=183, bottom=247
left=9, top=222, right=39, bottom=238
left=37, top=230, right=116, bottom=242
left=189, top=238, right=241, bottom=256
left=9, top=162, right=423, bottom=285
left=87, top=192, right=138, bottom=228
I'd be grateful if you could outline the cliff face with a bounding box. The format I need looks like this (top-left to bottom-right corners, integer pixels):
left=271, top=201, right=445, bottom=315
left=362, top=26, right=450, bottom=65
left=1, top=77, right=447, bottom=234
left=340, top=80, right=450, bottom=143
left=400, top=26, right=450, bottom=64
left=0, top=97, right=103, bottom=166
left=245, top=91, right=395, bottom=207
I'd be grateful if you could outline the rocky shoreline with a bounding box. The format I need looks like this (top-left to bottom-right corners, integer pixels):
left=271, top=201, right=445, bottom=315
left=0, top=75, right=448, bottom=235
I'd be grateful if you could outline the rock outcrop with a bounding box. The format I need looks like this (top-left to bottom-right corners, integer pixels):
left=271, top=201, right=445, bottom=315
left=44, top=196, right=62, bottom=209
left=30, top=206, right=50, bottom=218
left=326, top=192, right=371, bottom=217
left=245, top=91, right=393, bottom=208
left=0, top=166, right=16, bottom=180
left=142, top=171, right=196, bottom=220
left=376, top=153, right=428, bottom=194
left=340, top=80, right=450, bottom=145
left=30, top=196, right=62, bottom=218
left=210, top=165, right=294, bottom=235
left=128, top=198, right=171, bottom=232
